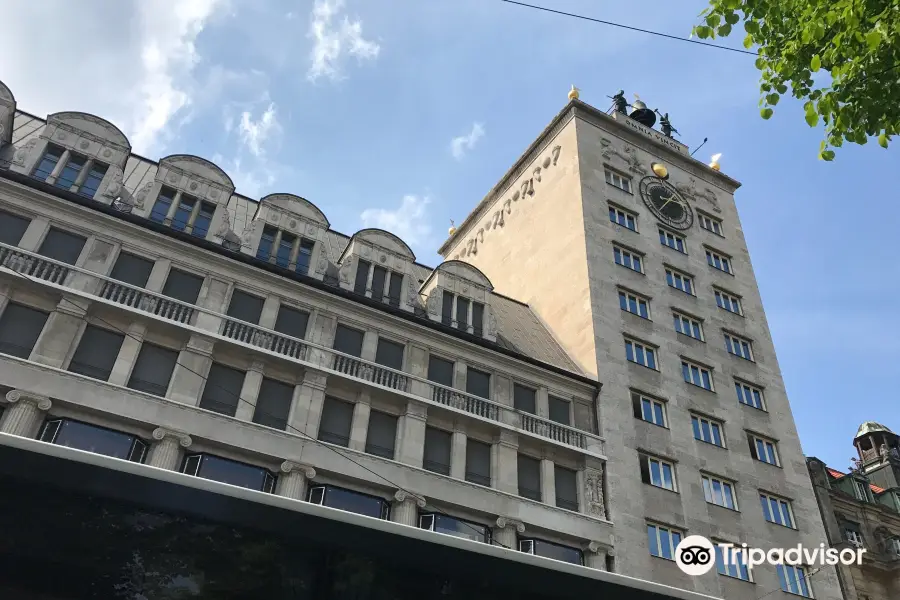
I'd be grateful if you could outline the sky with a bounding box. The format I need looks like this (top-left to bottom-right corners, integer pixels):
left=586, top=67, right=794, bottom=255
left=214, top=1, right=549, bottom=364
left=0, top=0, right=895, bottom=470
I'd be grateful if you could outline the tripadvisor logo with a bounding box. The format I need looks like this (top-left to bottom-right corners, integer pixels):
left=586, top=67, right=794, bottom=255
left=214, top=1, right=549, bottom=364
left=674, top=535, right=866, bottom=576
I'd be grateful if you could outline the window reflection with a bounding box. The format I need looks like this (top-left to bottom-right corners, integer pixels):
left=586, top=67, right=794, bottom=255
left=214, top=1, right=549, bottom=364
left=420, top=513, right=489, bottom=543
left=522, top=538, right=584, bottom=565
left=38, top=418, right=147, bottom=463
left=182, top=453, right=276, bottom=493
left=309, top=485, right=390, bottom=520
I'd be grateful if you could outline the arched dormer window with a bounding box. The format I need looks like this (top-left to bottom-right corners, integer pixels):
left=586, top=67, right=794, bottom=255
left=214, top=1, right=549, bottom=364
left=420, top=260, right=497, bottom=341
left=245, top=194, right=329, bottom=279
left=337, top=229, right=416, bottom=310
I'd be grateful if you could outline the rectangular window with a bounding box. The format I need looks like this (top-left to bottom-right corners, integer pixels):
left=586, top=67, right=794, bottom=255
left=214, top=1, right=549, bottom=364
left=427, top=356, right=454, bottom=386
left=78, top=162, right=108, bottom=199
left=647, top=523, right=683, bottom=560
left=55, top=154, right=86, bottom=190
left=191, top=202, right=215, bottom=239
left=548, top=396, right=570, bottom=425
left=182, top=453, right=276, bottom=494
left=692, top=415, right=725, bottom=447
left=466, top=367, right=491, bottom=399
left=354, top=259, right=370, bottom=294
left=150, top=187, right=176, bottom=224
left=853, top=480, right=869, bottom=502
left=253, top=377, right=294, bottom=430
left=161, top=268, right=203, bottom=304
left=441, top=291, right=454, bottom=326
left=633, top=392, right=666, bottom=427
left=735, top=381, right=766, bottom=410
left=513, top=383, right=536, bottom=414
left=420, top=513, right=489, bottom=544
left=609, top=205, right=636, bottom=231
left=387, top=272, right=403, bottom=307
left=613, top=245, right=643, bottom=273
left=699, top=213, right=724, bottom=236
left=776, top=565, right=813, bottom=597
left=845, top=528, right=864, bottom=546
left=605, top=169, right=632, bottom=193
left=226, top=290, right=265, bottom=324
left=716, top=544, right=752, bottom=581
left=465, top=439, right=492, bottom=486
left=273, top=305, right=310, bottom=339
left=374, top=338, right=404, bottom=370
left=471, top=301, right=485, bottom=336
left=0, top=303, right=49, bottom=359
left=275, top=232, right=294, bottom=268
left=39, top=418, right=147, bottom=463
left=199, top=363, right=246, bottom=417
left=519, top=538, right=584, bottom=565
left=702, top=474, right=737, bottom=509
left=455, top=296, right=470, bottom=331
left=555, top=465, right=579, bottom=511
left=170, top=195, right=196, bottom=231
left=682, top=360, right=714, bottom=391
left=318, top=397, right=354, bottom=446
left=619, top=290, right=649, bottom=319
left=673, top=312, right=703, bottom=340
left=32, top=145, right=63, bottom=181
left=706, top=248, right=733, bottom=274
left=333, top=324, right=364, bottom=357
left=308, top=485, right=390, bottom=520
left=665, top=268, right=694, bottom=295
left=127, top=342, right=178, bottom=397
left=109, top=252, right=154, bottom=288
left=67, top=325, right=124, bottom=381
left=365, top=410, right=398, bottom=459
left=715, top=289, right=743, bottom=315
left=640, top=454, right=677, bottom=491
left=295, top=239, right=315, bottom=275
left=0, top=209, right=31, bottom=246
left=625, top=339, right=657, bottom=369
left=371, top=265, right=387, bottom=301
left=659, top=229, right=686, bottom=253
left=518, top=454, right=542, bottom=501
left=257, top=225, right=277, bottom=261
left=749, top=433, right=780, bottom=466
left=725, top=332, right=754, bottom=361
left=761, top=492, right=795, bottom=528
left=424, top=427, right=452, bottom=475
left=38, top=227, right=86, bottom=265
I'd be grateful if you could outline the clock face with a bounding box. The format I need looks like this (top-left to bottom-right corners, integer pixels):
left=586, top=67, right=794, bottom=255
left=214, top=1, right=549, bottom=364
left=639, top=177, right=693, bottom=230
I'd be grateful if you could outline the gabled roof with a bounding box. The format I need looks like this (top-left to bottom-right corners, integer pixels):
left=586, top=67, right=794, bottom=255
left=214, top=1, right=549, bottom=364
left=826, top=467, right=886, bottom=494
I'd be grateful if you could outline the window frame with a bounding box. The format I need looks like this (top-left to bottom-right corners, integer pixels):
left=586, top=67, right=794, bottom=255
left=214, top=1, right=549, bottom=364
left=698, top=211, right=725, bottom=237
left=647, top=522, right=684, bottom=560
left=632, top=392, right=667, bottom=428
left=724, top=331, right=754, bottom=361
left=748, top=432, right=781, bottom=466
left=701, top=473, right=738, bottom=510
left=714, top=540, right=753, bottom=581
left=38, top=417, right=148, bottom=463
left=640, top=454, right=678, bottom=491
left=760, top=491, right=796, bottom=528
left=705, top=247, right=734, bottom=274
left=673, top=311, right=704, bottom=341
left=776, top=564, right=813, bottom=597
left=625, top=337, right=658, bottom=370
left=618, top=288, right=651, bottom=319
left=604, top=168, right=633, bottom=194
left=682, top=359, right=714, bottom=391
left=852, top=479, right=870, bottom=502
left=691, top=413, right=726, bottom=447
left=658, top=227, right=686, bottom=254
left=613, top=244, right=644, bottom=274
left=608, top=203, right=638, bottom=232
left=735, top=380, right=767, bottom=411
left=665, top=267, right=695, bottom=295
left=714, top=288, right=743, bottom=315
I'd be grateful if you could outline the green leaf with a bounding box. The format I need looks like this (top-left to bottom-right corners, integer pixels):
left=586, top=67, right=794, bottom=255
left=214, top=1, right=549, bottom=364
left=805, top=111, right=819, bottom=127
left=776, top=83, right=787, bottom=94
left=865, top=31, right=881, bottom=50
left=761, top=108, right=774, bottom=119
left=810, top=55, right=821, bottom=71
left=725, top=12, right=740, bottom=25
left=766, top=93, right=780, bottom=105
left=878, top=133, right=889, bottom=148
left=705, top=14, right=721, bottom=28
left=694, top=25, right=713, bottom=39
left=743, top=33, right=753, bottom=48
left=820, top=150, right=835, bottom=161
left=755, top=57, right=766, bottom=70
left=724, top=0, right=741, bottom=9
left=717, top=23, right=732, bottom=37
left=744, top=20, right=759, bottom=34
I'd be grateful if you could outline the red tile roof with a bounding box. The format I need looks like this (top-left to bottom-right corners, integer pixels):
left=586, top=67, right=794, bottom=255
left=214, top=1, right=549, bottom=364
left=826, top=467, right=885, bottom=494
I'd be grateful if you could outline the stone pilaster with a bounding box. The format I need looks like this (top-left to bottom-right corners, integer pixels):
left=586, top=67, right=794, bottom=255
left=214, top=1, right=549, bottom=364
left=288, top=371, right=328, bottom=438
left=148, top=427, right=192, bottom=471
left=584, top=463, right=607, bottom=520
left=107, top=322, right=147, bottom=386
left=348, top=390, right=371, bottom=451
left=0, top=390, right=52, bottom=437
left=29, top=295, right=89, bottom=368
left=492, top=429, right=518, bottom=494
left=586, top=541, right=614, bottom=571
left=277, top=460, right=316, bottom=501
left=397, top=401, right=427, bottom=467
left=234, top=360, right=264, bottom=421
left=540, top=457, right=555, bottom=505
left=450, top=428, right=467, bottom=479
left=493, top=516, right=525, bottom=550
left=168, top=335, right=215, bottom=406
left=391, top=490, right=426, bottom=526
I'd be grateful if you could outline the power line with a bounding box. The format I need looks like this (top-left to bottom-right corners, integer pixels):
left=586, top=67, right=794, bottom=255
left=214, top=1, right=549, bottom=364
left=0, top=262, right=511, bottom=550
left=497, top=0, right=758, bottom=56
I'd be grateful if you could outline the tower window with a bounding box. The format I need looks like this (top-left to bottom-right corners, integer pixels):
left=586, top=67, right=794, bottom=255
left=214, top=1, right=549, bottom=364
left=605, top=168, right=632, bottom=193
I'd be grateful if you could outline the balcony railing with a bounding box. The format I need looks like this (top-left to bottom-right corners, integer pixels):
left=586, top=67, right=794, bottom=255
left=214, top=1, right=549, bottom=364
left=0, top=241, right=605, bottom=456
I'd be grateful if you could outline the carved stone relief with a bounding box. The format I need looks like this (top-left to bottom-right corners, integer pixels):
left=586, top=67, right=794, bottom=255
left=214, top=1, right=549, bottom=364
left=675, top=177, right=722, bottom=213
left=316, top=257, right=328, bottom=274
left=407, top=279, right=420, bottom=306
left=12, top=139, right=37, bottom=166
left=458, top=145, right=561, bottom=259
left=214, top=206, right=232, bottom=238
left=585, top=466, right=606, bottom=519
left=102, top=165, right=124, bottom=199
left=134, top=182, right=153, bottom=209
left=426, top=289, right=441, bottom=315
left=338, top=260, right=353, bottom=284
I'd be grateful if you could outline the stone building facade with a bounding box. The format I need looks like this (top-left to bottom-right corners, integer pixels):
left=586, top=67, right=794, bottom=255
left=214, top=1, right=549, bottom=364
left=807, top=422, right=900, bottom=600
left=438, top=95, right=841, bottom=599
left=0, top=76, right=840, bottom=599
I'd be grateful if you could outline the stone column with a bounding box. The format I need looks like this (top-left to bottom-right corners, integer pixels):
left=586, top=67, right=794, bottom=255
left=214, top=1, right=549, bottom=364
left=16, top=218, right=50, bottom=252
left=397, top=401, right=427, bottom=467
left=450, top=428, right=467, bottom=479
left=144, top=259, right=171, bottom=293
left=453, top=361, right=467, bottom=391
left=258, top=295, right=280, bottom=330
left=288, top=371, right=328, bottom=438
left=148, top=427, right=192, bottom=471
left=0, top=390, right=52, bottom=437
left=29, top=295, right=90, bottom=368
left=492, top=430, right=518, bottom=494
left=540, top=457, right=555, bottom=506
left=306, top=313, right=337, bottom=367
left=536, top=386, right=550, bottom=419
left=586, top=542, right=613, bottom=571
left=194, top=278, right=229, bottom=332
left=234, top=360, right=265, bottom=421
left=277, top=461, right=316, bottom=501
left=348, top=390, right=371, bottom=451
left=107, top=322, right=147, bottom=386
left=391, top=490, right=425, bottom=526
left=493, top=517, right=525, bottom=550
left=406, top=343, right=431, bottom=399
left=360, top=330, right=378, bottom=362
left=68, top=239, right=115, bottom=295
left=168, top=335, right=215, bottom=406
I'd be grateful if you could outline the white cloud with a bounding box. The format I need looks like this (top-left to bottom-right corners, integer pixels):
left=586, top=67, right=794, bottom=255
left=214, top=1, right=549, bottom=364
left=0, top=0, right=225, bottom=156
left=212, top=153, right=277, bottom=199
left=450, top=122, right=485, bottom=160
left=307, top=0, right=380, bottom=82
left=238, top=103, right=280, bottom=157
left=360, top=195, right=432, bottom=247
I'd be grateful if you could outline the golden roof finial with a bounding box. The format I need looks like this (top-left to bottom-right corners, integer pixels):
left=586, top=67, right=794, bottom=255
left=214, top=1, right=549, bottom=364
left=709, top=153, right=722, bottom=171
left=568, top=85, right=580, bottom=101
left=448, top=219, right=457, bottom=236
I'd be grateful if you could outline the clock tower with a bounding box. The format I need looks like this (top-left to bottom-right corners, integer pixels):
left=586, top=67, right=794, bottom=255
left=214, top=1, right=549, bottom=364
left=438, top=91, right=842, bottom=599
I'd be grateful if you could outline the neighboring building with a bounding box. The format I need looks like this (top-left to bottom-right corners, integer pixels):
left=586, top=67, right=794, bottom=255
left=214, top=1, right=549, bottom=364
left=437, top=92, right=842, bottom=599
left=0, top=76, right=839, bottom=599
left=808, top=422, right=900, bottom=600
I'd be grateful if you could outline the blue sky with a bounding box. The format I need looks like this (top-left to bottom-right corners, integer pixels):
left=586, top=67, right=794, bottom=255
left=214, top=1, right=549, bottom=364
left=1, top=0, right=895, bottom=469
